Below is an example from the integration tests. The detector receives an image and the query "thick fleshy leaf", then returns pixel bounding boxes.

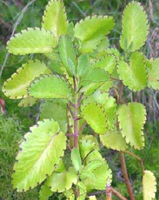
[2,60,51,99]
[120,1,148,52]
[47,167,77,192]
[143,170,157,200]
[29,75,71,99]
[12,119,66,192]
[77,54,90,77]
[18,97,37,107]
[92,55,116,74]
[42,0,68,40]
[64,189,75,200]
[39,183,53,200]
[81,82,103,96]
[82,103,107,135]
[58,35,76,76]
[117,102,146,149]
[7,28,56,55]
[148,58,159,90]
[40,101,67,133]
[100,129,127,151]
[117,52,147,91]
[74,16,115,53]
[71,148,82,171]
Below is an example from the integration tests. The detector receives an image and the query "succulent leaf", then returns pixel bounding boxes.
[39,183,53,200]
[148,58,159,90]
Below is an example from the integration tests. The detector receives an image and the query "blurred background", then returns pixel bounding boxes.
[0,0,159,199]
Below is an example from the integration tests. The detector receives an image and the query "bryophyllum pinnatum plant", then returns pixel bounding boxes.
[2,0,158,199]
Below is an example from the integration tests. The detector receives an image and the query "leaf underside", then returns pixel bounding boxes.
[117,102,146,149]
[117,52,147,91]
[74,16,115,53]
[143,170,157,200]
[2,60,51,99]
[120,1,148,52]
[12,119,66,192]
[29,75,71,99]
[42,0,68,40]
[7,28,56,55]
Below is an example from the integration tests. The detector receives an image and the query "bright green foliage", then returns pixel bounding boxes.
[92,55,116,74]
[42,0,68,40]
[18,97,37,107]
[82,103,107,135]
[47,167,77,192]
[7,28,57,55]
[117,102,146,149]
[77,182,87,200]
[39,183,53,200]
[143,170,157,200]
[77,54,90,77]
[89,196,97,200]
[2,60,51,99]
[100,129,127,151]
[58,35,76,76]
[117,52,147,91]
[74,16,115,53]
[40,101,67,133]
[29,75,71,99]
[71,148,82,172]
[120,1,148,52]
[148,58,159,90]
[12,119,66,192]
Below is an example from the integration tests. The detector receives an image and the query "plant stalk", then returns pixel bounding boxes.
[120,152,135,200]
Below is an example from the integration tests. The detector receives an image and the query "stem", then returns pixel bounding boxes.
[120,152,135,200]
[74,99,78,148]
[112,188,128,200]
[106,185,112,200]
[123,150,145,174]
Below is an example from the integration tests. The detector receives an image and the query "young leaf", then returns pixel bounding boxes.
[120,1,148,52]
[100,129,127,151]
[47,167,77,192]
[71,148,82,171]
[143,170,157,200]
[148,58,159,90]
[117,102,146,149]
[58,35,76,76]
[81,103,107,135]
[40,101,67,133]
[12,119,66,192]
[77,54,90,77]
[74,16,115,53]
[2,60,51,99]
[39,183,53,200]
[7,28,57,55]
[18,96,37,107]
[42,0,68,40]
[29,75,71,99]
[92,55,116,74]
[117,52,147,91]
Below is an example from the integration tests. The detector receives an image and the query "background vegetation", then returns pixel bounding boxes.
[0,0,159,199]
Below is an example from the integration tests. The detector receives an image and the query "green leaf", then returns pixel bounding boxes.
[82,103,107,135]
[71,148,82,171]
[88,196,97,200]
[12,119,66,192]
[39,183,53,200]
[58,35,76,76]
[7,28,57,55]
[64,189,75,200]
[77,54,90,77]
[42,0,68,40]
[74,16,115,53]
[117,52,147,91]
[2,60,51,99]
[40,101,67,133]
[77,182,87,200]
[47,167,77,192]
[120,1,148,52]
[92,55,116,74]
[18,96,37,107]
[100,129,127,151]
[148,58,159,90]
[29,75,71,99]
[143,170,157,200]
[117,102,146,149]
[81,82,103,96]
